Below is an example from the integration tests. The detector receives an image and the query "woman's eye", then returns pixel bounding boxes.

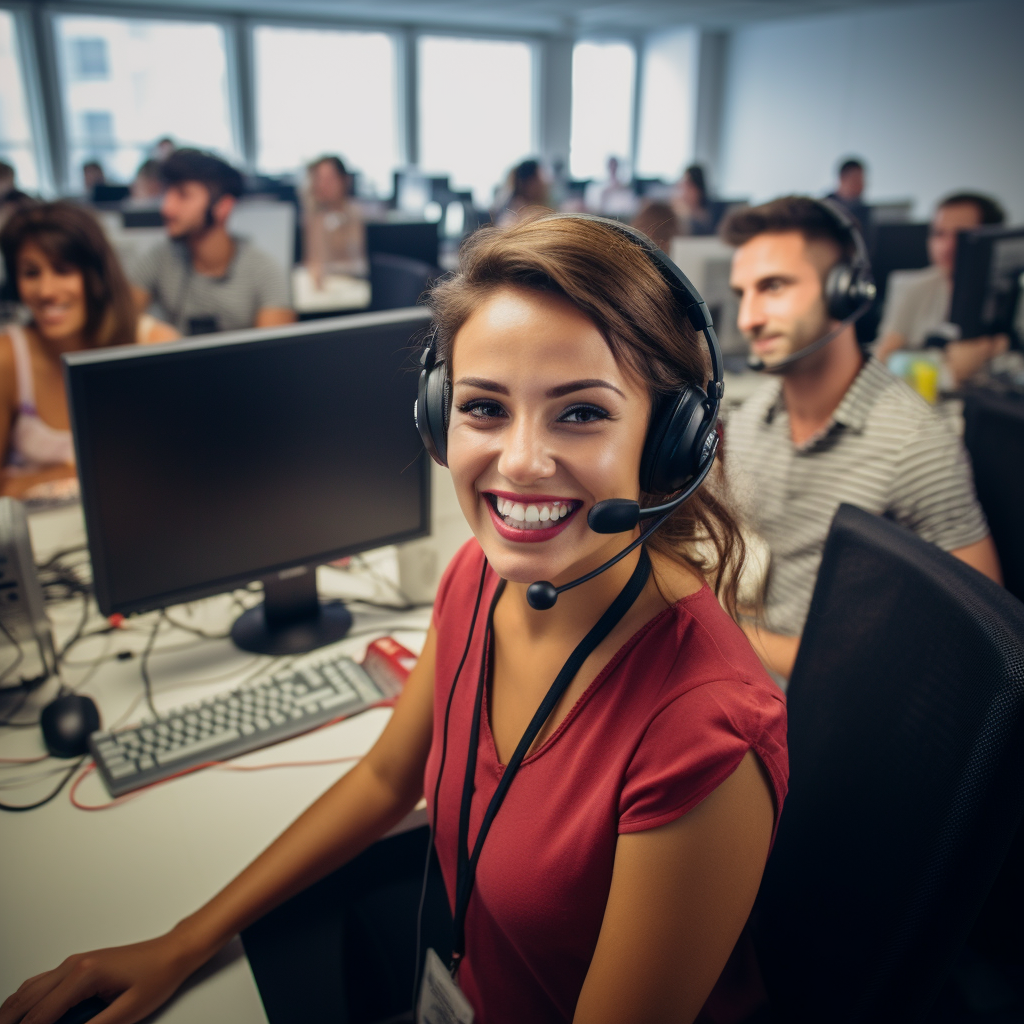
[457,399,506,421]
[559,403,609,424]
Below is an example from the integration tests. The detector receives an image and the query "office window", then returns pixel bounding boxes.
[253,25,399,197]
[0,10,39,189]
[418,35,535,208]
[53,14,236,190]
[635,30,697,181]
[570,41,635,181]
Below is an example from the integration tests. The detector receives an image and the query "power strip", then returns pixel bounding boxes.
[0,497,56,689]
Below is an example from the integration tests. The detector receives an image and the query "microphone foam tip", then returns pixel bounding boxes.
[526,581,558,611]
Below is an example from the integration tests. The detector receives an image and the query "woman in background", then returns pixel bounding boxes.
[493,158,552,226]
[302,155,367,286]
[673,164,715,236]
[0,201,177,499]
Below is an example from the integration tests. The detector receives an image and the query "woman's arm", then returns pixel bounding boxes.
[0,332,17,494]
[573,750,775,1024]
[0,625,438,1024]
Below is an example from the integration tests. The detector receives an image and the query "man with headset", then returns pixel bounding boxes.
[722,196,1000,683]
[129,149,294,336]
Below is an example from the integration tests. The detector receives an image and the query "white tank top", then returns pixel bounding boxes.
[4,325,76,472]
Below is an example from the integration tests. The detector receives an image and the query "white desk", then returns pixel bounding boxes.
[1,504,434,1023]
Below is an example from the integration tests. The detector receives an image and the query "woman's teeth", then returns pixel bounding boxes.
[492,496,575,530]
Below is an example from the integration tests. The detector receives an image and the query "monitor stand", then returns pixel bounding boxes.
[231,567,352,657]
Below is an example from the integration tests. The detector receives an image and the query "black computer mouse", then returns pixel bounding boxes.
[40,694,100,758]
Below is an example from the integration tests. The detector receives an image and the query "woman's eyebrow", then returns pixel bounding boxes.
[453,377,626,400]
[546,379,625,399]
[454,376,508,395]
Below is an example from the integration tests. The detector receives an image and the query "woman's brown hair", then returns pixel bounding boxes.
[0,200,137,349]
[427,214,749,619]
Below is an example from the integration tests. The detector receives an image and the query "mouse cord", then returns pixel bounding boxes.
[0,753,87,812]
[0,615,25,692]
[139,612,165,719]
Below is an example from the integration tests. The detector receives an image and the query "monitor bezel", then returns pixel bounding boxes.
[65,307,433,618]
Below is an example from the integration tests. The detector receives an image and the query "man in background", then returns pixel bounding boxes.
[722,196,1000,683]
[825,156,870,230]
[875,191,1007,383]
[129,148,293,336]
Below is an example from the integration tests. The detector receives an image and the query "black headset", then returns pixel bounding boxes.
[415,213,725,502]
[819,198,876,321]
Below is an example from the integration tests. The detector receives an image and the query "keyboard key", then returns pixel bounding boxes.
[155,729,241,766]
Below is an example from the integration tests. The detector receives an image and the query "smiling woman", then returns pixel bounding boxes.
[0,215,786,1024]
[0,201,176,499]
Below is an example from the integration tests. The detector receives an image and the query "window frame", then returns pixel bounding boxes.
[0,3,54,192]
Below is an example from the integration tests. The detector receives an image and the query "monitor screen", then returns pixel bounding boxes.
[65,308,432,647]
[950,226,1024,343]
[366,221,440,270]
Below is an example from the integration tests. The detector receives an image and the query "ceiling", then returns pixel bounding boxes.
[59,0,959,35]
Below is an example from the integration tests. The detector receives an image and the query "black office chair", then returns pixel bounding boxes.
[753,503,1024,1024]
[961,387,1024,604]
[368,252,439,312]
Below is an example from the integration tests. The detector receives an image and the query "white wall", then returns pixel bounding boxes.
[717,0,1024,222]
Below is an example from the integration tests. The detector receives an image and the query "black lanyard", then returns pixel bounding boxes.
[450,546,652,968]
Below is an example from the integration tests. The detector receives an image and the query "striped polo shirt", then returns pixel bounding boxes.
[725,357,990,636]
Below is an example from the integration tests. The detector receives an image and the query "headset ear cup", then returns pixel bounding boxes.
[415,359,450,467]
[640,386,714,495]
[825,262,854,321]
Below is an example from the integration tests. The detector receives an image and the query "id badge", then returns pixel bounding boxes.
[417,948,474,1024]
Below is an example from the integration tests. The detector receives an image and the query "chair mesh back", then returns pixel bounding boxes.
[754,503,1024,1024]
[369,253,438,312]
[962,389,1024,603]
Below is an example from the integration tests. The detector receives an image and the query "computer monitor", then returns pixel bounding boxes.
[950,226,1024,344]
[868,222,930,306]
[64,308,432,656]
[366,220,440,270]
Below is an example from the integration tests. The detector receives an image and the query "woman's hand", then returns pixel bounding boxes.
[0,926,210,1024]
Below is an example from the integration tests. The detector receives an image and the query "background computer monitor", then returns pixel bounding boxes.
[950,225,1024,344]
[366,220,440,270]
[65,308,432,656]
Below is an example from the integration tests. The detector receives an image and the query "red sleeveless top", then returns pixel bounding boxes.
[424,540,789,1024]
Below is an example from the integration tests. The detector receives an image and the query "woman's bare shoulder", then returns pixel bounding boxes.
[0,330,16,404]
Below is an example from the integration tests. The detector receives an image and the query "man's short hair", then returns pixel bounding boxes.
[837,157,865,177]
[160,148,244,202]
[937,191,1005,227]
[0,160,14,183]
[720,195,857,265]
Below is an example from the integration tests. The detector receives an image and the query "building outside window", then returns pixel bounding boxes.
[53,14,236,191]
